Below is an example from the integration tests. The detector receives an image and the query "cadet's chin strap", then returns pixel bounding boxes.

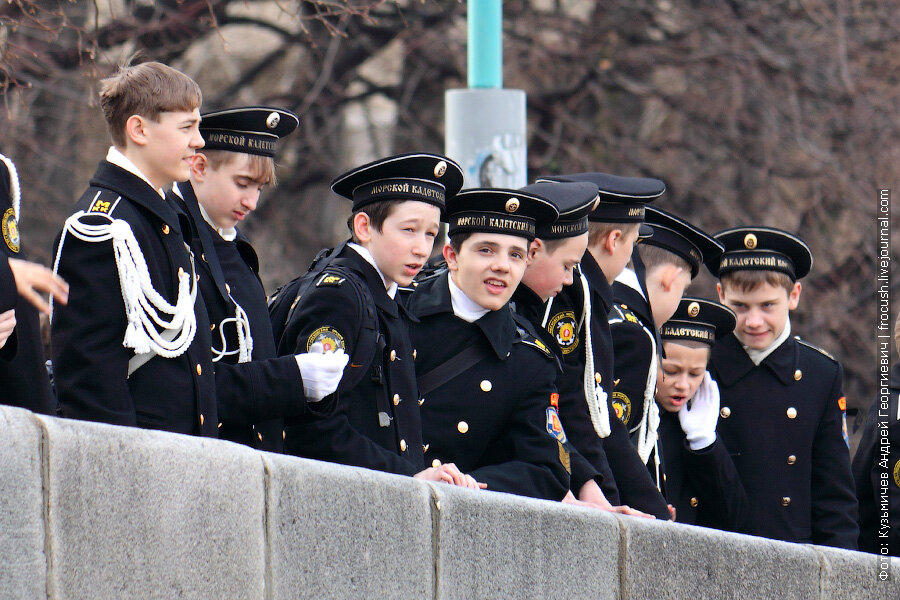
[211,293,253,363]
[575,270,612,438]
[51,196,198,370]
[0,152,21,221]
[635,334,660,464]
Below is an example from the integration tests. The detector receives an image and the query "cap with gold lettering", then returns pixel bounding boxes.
[711,226,812,281]
[445,188,559,242]
[661,296,735,347]
[642,206,723,279]
[537,172,664,226]
[520,181,598,240]
[331,153,464,211]
[200,106,299,157]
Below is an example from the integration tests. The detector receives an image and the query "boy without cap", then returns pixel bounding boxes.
[709,226,858,549]
[541,173,672,519]
[405,187,571,500]
[52,62,340,436]
[276,153,480,488]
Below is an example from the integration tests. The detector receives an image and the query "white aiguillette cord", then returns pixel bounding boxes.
[51,192,198,375]
[0,152,21,221]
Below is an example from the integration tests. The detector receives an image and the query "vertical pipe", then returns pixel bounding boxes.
[468,0,502,89]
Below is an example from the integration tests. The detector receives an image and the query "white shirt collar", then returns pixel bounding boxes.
[348,242,398,299]
[448,273,490,323]
[106,146,166,199]
[614,267,647,300]
[171,182,237,242]
[744,316,791,365]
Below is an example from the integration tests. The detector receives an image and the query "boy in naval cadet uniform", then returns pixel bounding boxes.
[0,152,69,413]
[511,180,649,514]
[276,153,481,487]
[709,226,858,549]
[652,297,750,531]
[609,206,723,474]
[540,172,672,519]
[52,62,344,436]
[405,187,572,501]
[169,106,307,452]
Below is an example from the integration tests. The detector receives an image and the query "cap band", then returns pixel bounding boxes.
[202,130,278,157]
[588,201,646,223]
[352,178,446,210]
[718,250,796,279]
[448,211,536,240]
[643,226,704,277]
[660,321,716,344]
[537,216,589,240]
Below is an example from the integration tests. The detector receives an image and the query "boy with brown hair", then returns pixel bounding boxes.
[709,226,858,549]
[52,62,341,436]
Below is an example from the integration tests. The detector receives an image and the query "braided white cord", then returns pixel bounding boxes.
[50,205,197,359]
[0,152,21,221]
[579,271,612,438]
[635,336,659,464]
[210,295,254,363]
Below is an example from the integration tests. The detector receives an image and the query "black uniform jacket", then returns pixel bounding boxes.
[580,253,670,519]
[279,245,424,476]
[656,411,750,531]
[406,272,570,501]
[609,279,656,438]
[53,162,306,437]
[171,183,300,452]
[852,361,900,555]
[709,333,859,549]
[511,281,609,495]
[0,164,55,414]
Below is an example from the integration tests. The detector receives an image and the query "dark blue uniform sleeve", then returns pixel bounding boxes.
[810,363,859,549]
[279,281,420,477]
[682,438,751,532]
[610,317,654,434]
[0,257,16,312]
[569,446,603,494]
[213,355,310,424]
[51,227,137,426]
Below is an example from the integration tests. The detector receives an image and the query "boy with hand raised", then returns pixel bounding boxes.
[275,153,479,487]
[708,226,858,549]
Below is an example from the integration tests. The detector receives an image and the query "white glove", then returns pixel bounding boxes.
[678,371,719,450]
[295,342,349,402]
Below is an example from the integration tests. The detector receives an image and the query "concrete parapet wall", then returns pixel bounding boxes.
[0,405,895,599]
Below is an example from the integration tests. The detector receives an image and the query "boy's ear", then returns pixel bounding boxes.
[527,238,542,262]
[352,212,373,244]
[604,229,622,255]
[716,281,726,303]
[124,115,149,147]
[442,243,459,272]
[660,265,686,291]
[189,154,208,180]
[787,281,802,310]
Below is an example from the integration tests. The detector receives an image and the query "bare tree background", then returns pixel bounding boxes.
[1,0,897,427]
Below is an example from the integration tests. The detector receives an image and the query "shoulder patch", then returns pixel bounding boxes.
[520,336,553,358]
[795,337,837,362]
[546,406,567,444]
[87,193,121,216]
[2,207,19,253]
[612,391,631,424]
[306,326,346,353]
[316,272,346,288]
[547,310,580,355]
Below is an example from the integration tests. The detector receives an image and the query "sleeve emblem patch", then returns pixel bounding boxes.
[2,208,19,253]
[546,406,567,444]
[548,310,579,355]
[306,326,346,353]
[612,391,631,424]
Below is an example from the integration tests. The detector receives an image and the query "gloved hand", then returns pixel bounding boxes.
[295,342,349,402]
[678,371,719,450]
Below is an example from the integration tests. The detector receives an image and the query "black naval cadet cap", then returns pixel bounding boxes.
[537,172,664,227]
[711,226,813,281]
[445,187,559,242]
[520,181,598,240]
[642,206,723,279]
[200,106,299,157]
[661,296,736,346]
[331,153,464,211]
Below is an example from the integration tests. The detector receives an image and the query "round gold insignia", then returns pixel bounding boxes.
[505,198,520,213]
[548,311,579,355]
[306,326,345,353]
[1,208,19,253]
[434,160,447,177]
[266,112,281,129]
[687,302,700,318]
[612,391,631,425]
[743,233,757,249]
[893,459,900,489]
